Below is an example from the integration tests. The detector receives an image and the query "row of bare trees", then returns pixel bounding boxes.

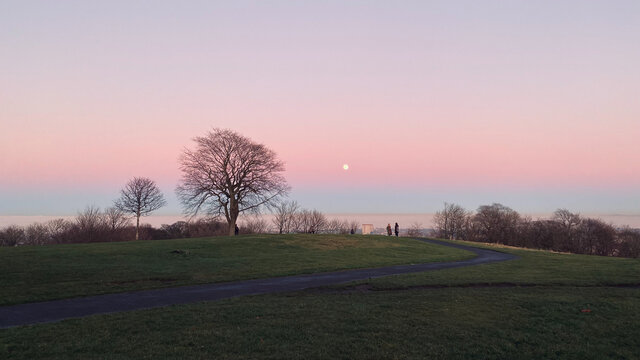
[272,201,359,234]
[0,206,132,246]
[0,209,272,247]
[433,203,640,258]
[0,206,358,246]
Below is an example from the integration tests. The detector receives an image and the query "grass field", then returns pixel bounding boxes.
[2,287,637,359]
[0,234,472,305]
[1,237,639,359]
[352,239,640,289]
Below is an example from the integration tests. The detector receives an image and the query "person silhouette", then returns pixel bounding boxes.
[394,222,399,237]
[386,223,392,236]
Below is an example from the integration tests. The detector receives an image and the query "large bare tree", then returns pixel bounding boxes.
[472,203,520,245]
[177,129,289,236]
[115,177,166,240]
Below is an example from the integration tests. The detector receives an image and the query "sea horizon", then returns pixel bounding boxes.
[2,212,640,229]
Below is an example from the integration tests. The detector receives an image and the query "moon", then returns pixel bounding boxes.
[343,164,349,170]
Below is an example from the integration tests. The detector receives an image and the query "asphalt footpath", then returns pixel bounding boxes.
[0,238,517,328]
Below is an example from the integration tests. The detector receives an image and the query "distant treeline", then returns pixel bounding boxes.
[0,204,359,247]
[4,202,640,259]
[433,203,640,258]
[0,206,230,246]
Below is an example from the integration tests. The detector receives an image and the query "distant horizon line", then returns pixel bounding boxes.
[2,212,640,217]
[3,212,640,229]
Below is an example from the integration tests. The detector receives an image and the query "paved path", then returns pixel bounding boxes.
[0,239,517,329]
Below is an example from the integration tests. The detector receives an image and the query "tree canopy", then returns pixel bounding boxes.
[115,177,166,240]
[177,129,289,235]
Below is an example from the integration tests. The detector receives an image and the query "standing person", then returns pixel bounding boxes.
[386,223,392,236]
[394,222,399,237]
[234,224,239,236]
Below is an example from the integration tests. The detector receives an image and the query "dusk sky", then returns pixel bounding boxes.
[1,1,639,216]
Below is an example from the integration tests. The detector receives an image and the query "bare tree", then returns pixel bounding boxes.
[160,221,189,239]
[294,209,311,233]
[272,200,299,234]
[472,203,520,245]
[104,207,131,232]
[348,220,360,234]
[552,209,582,230]
[617,227,640,258]
[407,222,423,237]
[75,206,109,243]
[433,202,470,240]
[46,218,72,244]
[308,210,327,234]
[577,218,616,256]
[551,208,582,252]
[241,215,270,234]
[177,129,289,236]
[25,223,50,245]
[115,177,166,240]
[0,225,25,246]
[188,217,228,238]
[326,218,350,234]
[104,206,132,241]
[325,218,341,234]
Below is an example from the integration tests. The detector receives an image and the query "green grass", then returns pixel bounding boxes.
[2,237,639,359]
[352,239,640,290]
[1,287,638,359]
[0,234,472,305]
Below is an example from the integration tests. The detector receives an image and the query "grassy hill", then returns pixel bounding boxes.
[0,234,472,305]
[1,236,639,359]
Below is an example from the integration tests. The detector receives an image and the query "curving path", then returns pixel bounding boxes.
[0,238,517,329]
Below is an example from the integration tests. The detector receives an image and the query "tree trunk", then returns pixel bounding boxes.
[228,200,240,236]
[228,217,236,236]
[136,214,140,241]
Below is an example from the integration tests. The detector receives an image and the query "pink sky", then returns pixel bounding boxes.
[1,1,639,215]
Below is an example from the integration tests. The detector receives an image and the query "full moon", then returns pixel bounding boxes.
[343,164,349,170]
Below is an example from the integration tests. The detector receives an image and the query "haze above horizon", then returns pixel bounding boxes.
[1,1,638,216]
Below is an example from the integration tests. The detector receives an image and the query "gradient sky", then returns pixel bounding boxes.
[1,1,639,216]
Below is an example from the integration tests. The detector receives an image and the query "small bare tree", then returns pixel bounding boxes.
[177,129,289,236]
[294,209,311,233]
[0,226,25,246]
[348,220,360,234]
[552,209,581,230]
[309,210,327,234]
[46,218,72,244]
[25,223,50,245]
[75,206,109,243]
[326,218,348,234]
[551,209,582,252]
[241,215,270,234]
[104,207,131,232]
[407,222,423,237]
[433,202,470,240]
[115,177,166,240]
[617,227,640,258]
[272,200,300,234]
[104,206,132,241]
